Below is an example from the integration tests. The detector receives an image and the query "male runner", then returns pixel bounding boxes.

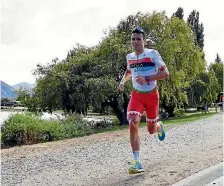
[119,27,169,174]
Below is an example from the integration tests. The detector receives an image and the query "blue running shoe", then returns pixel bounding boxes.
[129,160,144,174]
[158,121,165,141]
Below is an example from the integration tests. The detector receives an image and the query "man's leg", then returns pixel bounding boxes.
[128,114,141,154]
[127,90,144,174]
[145,90,165,140]
[147,119,165,141]
[127,114,145,174]
[147,120,161,134]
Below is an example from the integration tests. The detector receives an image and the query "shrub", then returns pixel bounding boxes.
[113,117,120,126]
[62,114,94,138]
[41,119,65,141]
[1,112,94,147]
[1,112,116,148]
[0,113,64,147]
[173,108,185,117]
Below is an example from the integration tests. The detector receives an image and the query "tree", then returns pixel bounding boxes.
[16,88,40,112]
[145,13,205,116]
[28,11,206,122]
[187,10,204,50]
[187,70,220,107]
[1,98,11,103]
[172,7,184,19]
[209,56,223,92]
[1,98,13,107]
[215,53,222,63]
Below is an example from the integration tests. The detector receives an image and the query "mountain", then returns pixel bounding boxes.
[1,81,18,99]
[12,82,35,90]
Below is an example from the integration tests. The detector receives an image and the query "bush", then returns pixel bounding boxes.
[62,114,94,138]
[1,113,64,147]
[92,119,114,130]
[173,108,185,117]
[0,112,94,147]
[41,120,65,141]
[113,117,120,126]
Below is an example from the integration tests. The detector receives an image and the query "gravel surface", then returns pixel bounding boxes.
[1,113,223,186]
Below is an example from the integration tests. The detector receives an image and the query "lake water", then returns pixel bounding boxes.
[0,111,114,127]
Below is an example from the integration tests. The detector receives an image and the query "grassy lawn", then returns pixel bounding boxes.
[94,111,218,134]
[162,112,217,125]
[1,110,218,148]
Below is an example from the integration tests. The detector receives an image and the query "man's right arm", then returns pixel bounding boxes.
[119,54,132,91]
[120,69,132,84]
[119,69,132,91]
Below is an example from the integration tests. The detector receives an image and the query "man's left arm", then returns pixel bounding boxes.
[146,66,169,81]
[147,50,169,81]
[135,50,169,85]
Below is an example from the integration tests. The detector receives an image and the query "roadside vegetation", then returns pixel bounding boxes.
[1,110,217,148]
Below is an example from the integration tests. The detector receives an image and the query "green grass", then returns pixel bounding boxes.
[95,111,217,133]
[1,111,218,148]
[162,112,216,125]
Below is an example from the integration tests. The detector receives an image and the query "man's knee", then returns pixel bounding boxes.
[128,117,140,131]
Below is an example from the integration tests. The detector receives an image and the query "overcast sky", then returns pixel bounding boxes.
[0,0,223,85]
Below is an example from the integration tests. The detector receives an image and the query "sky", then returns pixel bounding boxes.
[0,0,223,85]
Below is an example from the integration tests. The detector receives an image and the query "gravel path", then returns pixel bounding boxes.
[1,113,223,186]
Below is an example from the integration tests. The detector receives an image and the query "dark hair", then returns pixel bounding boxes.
[131,27,145,39]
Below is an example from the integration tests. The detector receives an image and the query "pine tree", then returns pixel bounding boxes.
[215,53,222,63]
[187,10,204,50]
[172,7,184,20]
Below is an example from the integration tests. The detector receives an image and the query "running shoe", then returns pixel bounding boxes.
[129,160,144,174]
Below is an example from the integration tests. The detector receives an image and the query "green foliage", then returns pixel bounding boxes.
[1,98,11,103]
[61,114,94,138]
[209,58,223,92]
[215,53,222,63]
[187,10,204,50]
[173,108,185,117]
[187,71,220,107]
[22,11,207,120]
[1,113,63,146]
[0,113,94,147]
[172,7,184,20]
[16,89,39,112]
[142,12,205,113]
[113,117,120,126]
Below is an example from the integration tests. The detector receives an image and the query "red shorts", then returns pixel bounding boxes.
[127,89,159,123]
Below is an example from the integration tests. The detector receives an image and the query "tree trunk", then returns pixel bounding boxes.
[101,94,128,125]
[112,106,128,125]
[166,106,175,117]
[162,103,175,117]
[122,93,130,122]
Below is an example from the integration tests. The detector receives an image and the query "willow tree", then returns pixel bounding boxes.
[23,11,206,122]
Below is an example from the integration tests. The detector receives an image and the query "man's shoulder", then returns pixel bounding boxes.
[144,48,157,54]
[144,49,162,59]
[126,52,135,59]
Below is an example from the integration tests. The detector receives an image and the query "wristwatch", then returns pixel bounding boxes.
[145,76,150,85]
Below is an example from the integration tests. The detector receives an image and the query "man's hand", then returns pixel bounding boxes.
[135,76,147,85]
[118,69,132,92]
[118,82,125,92]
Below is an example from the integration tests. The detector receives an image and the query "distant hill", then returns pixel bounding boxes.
[1,81,18,99]
[12,82,35,90]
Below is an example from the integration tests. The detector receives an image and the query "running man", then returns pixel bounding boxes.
[119,27,169,174]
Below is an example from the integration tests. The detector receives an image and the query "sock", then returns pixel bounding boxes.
[133,151,140,162]
[157,121,162,132]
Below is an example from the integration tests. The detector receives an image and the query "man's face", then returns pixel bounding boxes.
[131,33,145,52]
